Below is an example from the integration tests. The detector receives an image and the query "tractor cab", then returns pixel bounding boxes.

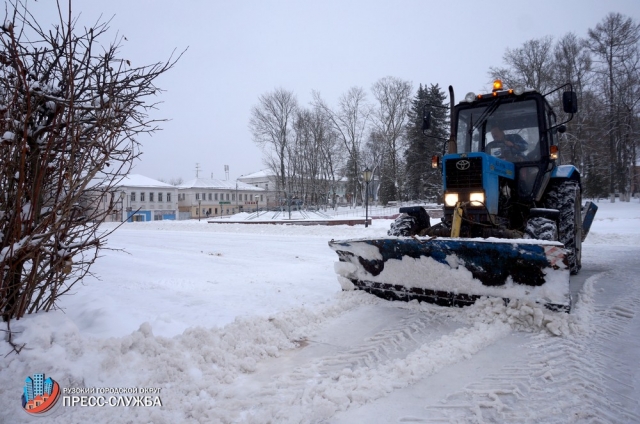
[451,81,570,202]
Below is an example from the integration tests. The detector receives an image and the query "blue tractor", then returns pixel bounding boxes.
[329,81,598,312]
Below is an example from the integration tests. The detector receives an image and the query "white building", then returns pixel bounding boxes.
[236,169,278,207]
[178,178,265,218]
[101,174,179,222]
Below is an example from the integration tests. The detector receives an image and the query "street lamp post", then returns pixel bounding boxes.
[362,168,373,228]
[120,191,126,222]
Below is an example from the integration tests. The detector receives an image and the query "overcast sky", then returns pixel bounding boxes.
[29,0,640,182]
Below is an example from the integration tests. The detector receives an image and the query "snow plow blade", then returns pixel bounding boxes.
[328,237,571,312]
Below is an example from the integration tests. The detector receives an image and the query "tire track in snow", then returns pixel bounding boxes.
[215,304,509,423]
[315,309,461,374]
[413,276,640,423]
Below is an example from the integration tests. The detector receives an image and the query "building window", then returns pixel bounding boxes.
[232,194,235,201]
[261,195,263,201]
[131,192,136,201]
[215,193,218,201]
[149,192,154,202]
[195,193,200,200]
[140,192,145,202]
[245,194,248,201]
[158,192,163,202]
[167,193,172,202]
[226,193,229,201]
[266,183,269,190]
[208,193,212,200]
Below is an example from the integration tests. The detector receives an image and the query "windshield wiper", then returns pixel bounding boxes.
[468,98,502,136]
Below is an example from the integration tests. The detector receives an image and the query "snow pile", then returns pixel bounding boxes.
[0,292,379,423]
[461,269,603,337]
[462,297,577,336]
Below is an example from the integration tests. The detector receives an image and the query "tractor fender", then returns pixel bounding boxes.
[550,165,580,182]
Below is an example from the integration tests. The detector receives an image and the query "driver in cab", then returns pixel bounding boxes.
[485,126,528,162]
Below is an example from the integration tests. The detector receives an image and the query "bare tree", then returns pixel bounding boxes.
[489,36,556,94]
[370,76,412,201]
[588,12,640,198]
[290,107,341,208]
[313,87,370,206]
[553,33,593,168]
[0,2,180,323]
[249,88,298,211]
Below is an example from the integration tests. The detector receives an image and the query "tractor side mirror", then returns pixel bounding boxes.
[563,91,578,114]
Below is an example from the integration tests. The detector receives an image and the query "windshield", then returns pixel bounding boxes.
[455,99,540,162]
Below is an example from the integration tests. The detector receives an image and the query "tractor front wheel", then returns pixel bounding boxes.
[543,180,582,274]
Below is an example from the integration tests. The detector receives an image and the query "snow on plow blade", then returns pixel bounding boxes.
[328,237,571,313]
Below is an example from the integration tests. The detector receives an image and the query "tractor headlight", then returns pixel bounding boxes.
[469,192,485,206]
[444,192,459,207]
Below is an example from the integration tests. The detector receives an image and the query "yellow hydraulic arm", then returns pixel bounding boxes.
[450,202,463,238]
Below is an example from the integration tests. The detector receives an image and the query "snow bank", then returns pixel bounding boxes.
[0,292,378,423]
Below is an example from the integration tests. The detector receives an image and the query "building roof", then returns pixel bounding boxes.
[239,169,274,179]
[179,178,264,191]
[114,174,174,188]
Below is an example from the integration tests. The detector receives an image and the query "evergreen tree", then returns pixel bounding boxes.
[344,155,360,205]
[404,84,449,201]
[377,156,397,204]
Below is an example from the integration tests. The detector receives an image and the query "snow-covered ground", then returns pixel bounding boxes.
[1,200,639,423]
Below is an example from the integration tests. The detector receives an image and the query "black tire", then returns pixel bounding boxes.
[524,217,558,241]
[543,180,582,274]
[388,213,416,236]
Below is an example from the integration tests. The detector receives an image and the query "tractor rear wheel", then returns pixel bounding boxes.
[388,213,417,236]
